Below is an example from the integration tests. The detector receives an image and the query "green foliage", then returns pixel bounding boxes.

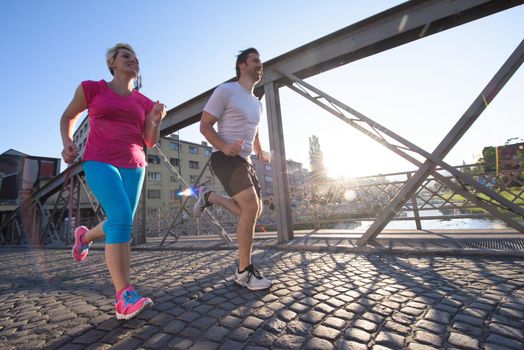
[480,146,496,173]
[518,148,524,168]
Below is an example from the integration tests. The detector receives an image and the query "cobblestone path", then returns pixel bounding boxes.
[1,247,523,349]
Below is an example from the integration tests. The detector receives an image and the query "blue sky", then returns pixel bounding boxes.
[1,1,523,177]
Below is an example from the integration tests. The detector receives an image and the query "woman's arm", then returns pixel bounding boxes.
[143,101,166,148]
[59,84,87,164]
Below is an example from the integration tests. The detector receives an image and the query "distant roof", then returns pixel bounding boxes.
[2,149,27,156]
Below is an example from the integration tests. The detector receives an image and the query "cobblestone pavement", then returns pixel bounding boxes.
[1,247,524,350]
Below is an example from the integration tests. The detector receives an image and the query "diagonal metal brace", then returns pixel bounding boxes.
[359,38,524,243]
[273,39,524,236]
[151,146,232,245]
[285,82,524,233]
[274,38,524,219]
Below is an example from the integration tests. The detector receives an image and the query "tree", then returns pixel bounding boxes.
[479,146,496,173]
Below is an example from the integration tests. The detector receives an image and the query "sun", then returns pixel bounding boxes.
[324,153,367,179]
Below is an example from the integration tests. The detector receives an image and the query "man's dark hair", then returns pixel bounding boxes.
[235,48,259,79]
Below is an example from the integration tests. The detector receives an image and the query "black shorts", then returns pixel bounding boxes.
[210,151,261,199]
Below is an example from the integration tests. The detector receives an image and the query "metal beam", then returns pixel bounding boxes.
[278,50,524,219]
[160,0,523,136]
[34,162,84,202]
[265,82,293,242]
[360,38,524,243]
[282,74,524,233]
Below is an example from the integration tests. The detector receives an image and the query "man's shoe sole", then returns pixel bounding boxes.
[234,279,271,291]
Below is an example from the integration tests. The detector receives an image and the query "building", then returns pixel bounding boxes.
[72,117,309,233]
[0,149,61,240]
[72,117,223,213]
[72,116,90,162]
[481,142,524,173]
[250,155,308,198]
[0,149,61,210]
[145,134,223,214]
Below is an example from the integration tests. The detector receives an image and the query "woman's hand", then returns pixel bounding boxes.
[147,101,167,125]
[143,101,167,148]
[61,141,79,164]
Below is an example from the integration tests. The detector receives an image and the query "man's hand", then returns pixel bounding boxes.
[258,150,271,163]
[222,139,244,156]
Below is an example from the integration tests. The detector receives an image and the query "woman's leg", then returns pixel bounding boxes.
[117,166,145,288]
[83,161,138,291]
[83,220,106,242]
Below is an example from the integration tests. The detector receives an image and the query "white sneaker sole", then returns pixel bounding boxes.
[115,300,153,320]
[192,206,205,217]
[234,279,272,291]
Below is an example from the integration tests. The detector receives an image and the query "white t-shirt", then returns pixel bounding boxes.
[204,82,262,160]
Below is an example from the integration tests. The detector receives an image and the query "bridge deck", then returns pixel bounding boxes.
[125,229,524,257]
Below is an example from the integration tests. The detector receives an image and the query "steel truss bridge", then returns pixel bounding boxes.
[1,0,523,247]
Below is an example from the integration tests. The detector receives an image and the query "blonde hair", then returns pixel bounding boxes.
[106,43,136,76]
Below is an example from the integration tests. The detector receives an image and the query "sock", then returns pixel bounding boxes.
[238,264,251,274]
[204,191,212,206]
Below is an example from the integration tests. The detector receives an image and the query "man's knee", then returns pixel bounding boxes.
[241,199,259,216]
[235,188,260,216]
[257,200,263,218]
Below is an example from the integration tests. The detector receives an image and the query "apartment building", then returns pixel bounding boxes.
[72,117,221,211]
[250,155,308,198]
[73,116,308,215]
[145,134,224,213]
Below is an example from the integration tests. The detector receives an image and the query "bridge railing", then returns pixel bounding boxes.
[141,163,524,242]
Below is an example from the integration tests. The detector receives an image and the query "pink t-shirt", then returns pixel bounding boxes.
[81,80,155,168]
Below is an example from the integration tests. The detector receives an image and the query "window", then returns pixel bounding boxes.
[147,208,159,215]
[148,172,161,181]
[204,149,212,157]
[265,176,273,182]
[170,175,178,183]
[170,142,179,151]
[189,146,199,154]
[169,190,177,200]
[190,175,198,183]
[39,160,57,178]
[170,158,179,167]
[189,160,199,169]
[147,155,160,164]
[265,165,272,171]
[147,190,161,199]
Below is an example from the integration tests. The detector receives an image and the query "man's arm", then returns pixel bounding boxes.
[253,129,270,163]
[200,111,243,156]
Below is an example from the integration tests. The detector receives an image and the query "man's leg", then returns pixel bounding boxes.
[208,192,241,215]
[232,186,259,271]
[232,187,271,290]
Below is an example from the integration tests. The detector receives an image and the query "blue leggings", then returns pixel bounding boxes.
[83,161,145,244]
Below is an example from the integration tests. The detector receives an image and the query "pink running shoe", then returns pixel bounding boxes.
[71,226,92,262]
[115,286,153,320]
